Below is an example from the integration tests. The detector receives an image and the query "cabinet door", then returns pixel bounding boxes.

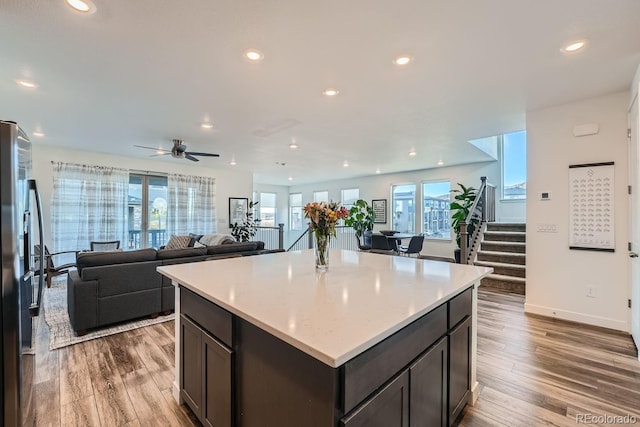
[448,316,471,426]
[410,336,448,427]
[341,370,409,427]
[202,333,233,427]
[180,315,203,417]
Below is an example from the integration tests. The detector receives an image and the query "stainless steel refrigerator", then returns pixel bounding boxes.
[1,120,44,426]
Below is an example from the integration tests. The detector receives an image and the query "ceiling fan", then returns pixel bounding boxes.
[134,139,220,162]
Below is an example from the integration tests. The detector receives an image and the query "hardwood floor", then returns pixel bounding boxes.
[34,286,639,426]
[456,288,640,427]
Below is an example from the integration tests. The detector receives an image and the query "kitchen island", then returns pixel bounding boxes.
[158,249,492,427]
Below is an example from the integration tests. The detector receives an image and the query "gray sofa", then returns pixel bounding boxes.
[67,241,279,335]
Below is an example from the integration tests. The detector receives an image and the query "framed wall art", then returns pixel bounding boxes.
[568,162,615,252]
[372,199,387,224]
[229,197,249,228]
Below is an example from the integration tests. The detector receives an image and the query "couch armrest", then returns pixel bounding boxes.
[67,270,98,333]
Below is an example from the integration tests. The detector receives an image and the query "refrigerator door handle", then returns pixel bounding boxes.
[27,179,45,317]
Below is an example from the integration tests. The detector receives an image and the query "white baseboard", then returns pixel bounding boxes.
[173,381,181,404]
[469,381,480,406]
[524,303,629,332]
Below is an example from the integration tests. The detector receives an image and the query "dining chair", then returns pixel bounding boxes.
[371,234,394,251]
[34,245,78,288]
[398,235,424,257]
[90,240,121,251]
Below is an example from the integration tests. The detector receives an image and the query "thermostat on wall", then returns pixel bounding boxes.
[540,192,551,201]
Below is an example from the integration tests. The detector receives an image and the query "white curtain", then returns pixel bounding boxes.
[167,173,217,236]
[51,162,128,254]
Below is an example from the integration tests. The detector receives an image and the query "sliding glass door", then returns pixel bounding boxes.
[128,174,168,249]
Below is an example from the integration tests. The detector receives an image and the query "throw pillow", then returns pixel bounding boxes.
[193,241,206,248]
[165,235,192,250]
[199,233,236,246]
[188,233,204,247]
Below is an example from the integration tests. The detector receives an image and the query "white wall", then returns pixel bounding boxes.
[32,144,253,247]
[288,161,525,259]
[525,91,630,331]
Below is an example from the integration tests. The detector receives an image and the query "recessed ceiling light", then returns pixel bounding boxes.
[288,176,293,181]
[65,0,96,13]
[376,168,381,174]
[32,131,44,137]
[244,49,264,62]
[562,40,586,53]
[343,160,349,167]
[437,160,444,166]
[393,55,412,66]
[201,122,213,129]
[409,150,417,157]
[230,159,237,166]
[16,80,37,89]
[323,88,339,97]
[289,138,298,149]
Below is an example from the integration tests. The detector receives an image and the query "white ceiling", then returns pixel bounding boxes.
[1,0,639,185]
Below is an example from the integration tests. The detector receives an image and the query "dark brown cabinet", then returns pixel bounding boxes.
[448,315,471,426]
[340,370,409,427]
[180,314,233,427]
[410,336,448,427]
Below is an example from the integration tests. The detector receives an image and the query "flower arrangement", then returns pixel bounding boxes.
[303,201,349,270]
[303,201,349,237]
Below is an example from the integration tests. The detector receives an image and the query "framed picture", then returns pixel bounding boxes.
[229,197,249,227]
[372,199,387,224]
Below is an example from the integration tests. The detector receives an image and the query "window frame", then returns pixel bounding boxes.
[390,183,417,234]
[500,131,527,201]
[258,192,277,227]
[289,193,303,230]
[421,179,452,241]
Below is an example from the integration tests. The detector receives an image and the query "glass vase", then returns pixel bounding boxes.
[315,233,330,271]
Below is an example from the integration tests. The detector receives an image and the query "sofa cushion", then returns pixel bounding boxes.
[77,248,157,274]
[157,246,207,260]
[188,233,204,247]
[207,242,257,255]
[165,235,192,250]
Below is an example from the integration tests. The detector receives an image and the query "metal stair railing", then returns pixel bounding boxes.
[460,176,496,264]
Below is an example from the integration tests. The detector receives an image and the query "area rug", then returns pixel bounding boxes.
[42,276,174,350]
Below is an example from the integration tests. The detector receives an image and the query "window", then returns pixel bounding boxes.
[502,130,526,200]
[391,184,416,233]
[422,181,451,240]
[289,193,303,230]
[341,188,359,211]
[258,192,277,226]
[128,174,168,249]
[313,190,329,203]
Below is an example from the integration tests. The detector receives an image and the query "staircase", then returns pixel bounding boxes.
[475,223,526,294]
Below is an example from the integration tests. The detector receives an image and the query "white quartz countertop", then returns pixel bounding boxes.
[158,249,492,367]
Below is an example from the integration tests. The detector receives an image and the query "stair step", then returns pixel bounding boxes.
[481,274,526,294]
[480,241,526,254]
[477,250,526,265]
[483,231,526,243]
[475,260,526,278]
[486,222,526,233]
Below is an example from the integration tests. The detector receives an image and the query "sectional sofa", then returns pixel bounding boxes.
[67,241,281,335]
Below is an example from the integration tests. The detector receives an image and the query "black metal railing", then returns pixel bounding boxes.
[255,224,285,250]
[128,229,167,249]
[459,176,496,264]
[287,225,359,252]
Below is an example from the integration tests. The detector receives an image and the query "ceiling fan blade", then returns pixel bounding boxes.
[184,154,200,162]
[134,144,171,152]
[186,151,220,157]
[149,152,172,157]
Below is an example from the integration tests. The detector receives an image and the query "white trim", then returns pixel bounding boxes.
[524,303,630,332]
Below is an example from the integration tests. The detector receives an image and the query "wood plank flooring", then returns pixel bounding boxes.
[456,288,640,427]
[34,286,639,426]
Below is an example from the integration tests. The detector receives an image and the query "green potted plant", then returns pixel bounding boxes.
[231,200,259,242]
[345,199,375,249]
[450,183,477,263]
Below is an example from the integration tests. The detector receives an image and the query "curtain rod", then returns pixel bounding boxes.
[49,161,167,176]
